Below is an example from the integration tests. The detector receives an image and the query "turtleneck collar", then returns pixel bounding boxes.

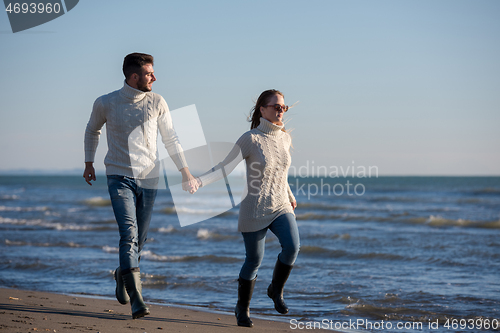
[119,81,148,103]
[256,117,284,136]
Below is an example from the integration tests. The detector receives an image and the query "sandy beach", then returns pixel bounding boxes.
[0,288,308,333]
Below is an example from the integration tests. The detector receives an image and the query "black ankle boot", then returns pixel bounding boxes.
[267,258,293,314]
[235,276,256,327]
[114,266,130,305]
[122,269,150,319]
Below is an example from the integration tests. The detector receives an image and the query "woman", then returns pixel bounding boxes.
[196,89,300,327]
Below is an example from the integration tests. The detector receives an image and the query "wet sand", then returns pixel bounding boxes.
[0,287,311,332]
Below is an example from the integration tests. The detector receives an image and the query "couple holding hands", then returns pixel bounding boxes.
[83,53,300,327]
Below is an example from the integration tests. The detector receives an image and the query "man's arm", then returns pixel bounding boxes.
[83,97,106,186]
[157,98,188,168]
[157,97,198,193]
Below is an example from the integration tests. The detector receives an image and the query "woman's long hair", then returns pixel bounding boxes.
[249,89,286,131]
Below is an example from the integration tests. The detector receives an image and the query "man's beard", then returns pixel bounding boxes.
[137,78,152,92]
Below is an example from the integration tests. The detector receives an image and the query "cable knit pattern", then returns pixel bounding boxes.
[198,118,296,232]
[84,82,188,178]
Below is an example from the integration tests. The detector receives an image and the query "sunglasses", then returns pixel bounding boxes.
[264,104,289,112]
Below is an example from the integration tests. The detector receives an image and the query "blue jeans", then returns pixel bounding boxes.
[107,175,158,270]
[239,213,300,281]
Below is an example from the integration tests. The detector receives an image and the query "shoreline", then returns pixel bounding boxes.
[0,287,331,332]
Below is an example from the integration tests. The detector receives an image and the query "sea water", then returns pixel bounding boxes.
[1,175,499,332]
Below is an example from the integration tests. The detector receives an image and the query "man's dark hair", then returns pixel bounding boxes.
[123,53,154,79]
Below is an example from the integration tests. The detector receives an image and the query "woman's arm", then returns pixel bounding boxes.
[197,132,252,188]
[287,182,297,210]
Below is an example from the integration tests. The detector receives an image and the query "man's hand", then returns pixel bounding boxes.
[83,162,96,186]
[291,201,297,210]
[180,167,199,194]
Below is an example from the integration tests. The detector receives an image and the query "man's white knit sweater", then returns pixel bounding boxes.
[199,118,296,233]
[85,82,188,178]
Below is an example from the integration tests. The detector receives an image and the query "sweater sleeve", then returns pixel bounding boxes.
[286,133,295,202]
[84,97,106,163]
[287,183,296,203]
[157,97,188,171]
[197,132,252,188]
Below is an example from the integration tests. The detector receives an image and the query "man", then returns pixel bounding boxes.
[83,53,198,319]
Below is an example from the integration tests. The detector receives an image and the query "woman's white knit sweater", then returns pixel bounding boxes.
[199,118,296,233]
[84,82,188,178]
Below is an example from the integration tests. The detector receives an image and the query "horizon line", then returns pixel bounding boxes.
[0,169,499,178]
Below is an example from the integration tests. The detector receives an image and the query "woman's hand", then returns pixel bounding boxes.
[180,167,199,194]
[291,201,297,210]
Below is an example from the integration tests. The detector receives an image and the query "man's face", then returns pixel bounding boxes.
[136,64,156,92]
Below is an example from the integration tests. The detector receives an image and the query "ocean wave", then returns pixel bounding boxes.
[471,188,500,196]
[196,228,236,241]
[161,206,236,217]
[368,196,420,203]
[300,245,343,257]
[408,215,500,229]
[0,216,113,231]
[156,225,176,233]
[301,243,485,268]
[427,215,470,227]
[83,197,111,207]
[358,252,406,261]
[457,198,484,204]
[4,261,52,271]
[0,195,20,200]
[161,206,176,214]
[296,212,406,223]
[296,211,500,229]
[340,295,361,304]
[102,245,119,253]
[4,239,89,248]
[140,250,240,263]
[342,297,500,326]
[300,245,406,261]
[296,212,340,221]
[295,202,345,211]
[424,256,468,267]
[343,299,444,322]
[141,276,214,290]
[307,233,352,240]
[0,217,43,225]
[197,228,211,239]
[141,274,169,287]
[0,205,48,212]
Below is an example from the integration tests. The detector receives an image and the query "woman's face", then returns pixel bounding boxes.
[260,94,286,125]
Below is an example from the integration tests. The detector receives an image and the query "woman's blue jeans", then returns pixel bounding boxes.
[239,213,300,281]
[107,175,158,270]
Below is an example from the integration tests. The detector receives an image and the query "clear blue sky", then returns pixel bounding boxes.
[1,0,499,175]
